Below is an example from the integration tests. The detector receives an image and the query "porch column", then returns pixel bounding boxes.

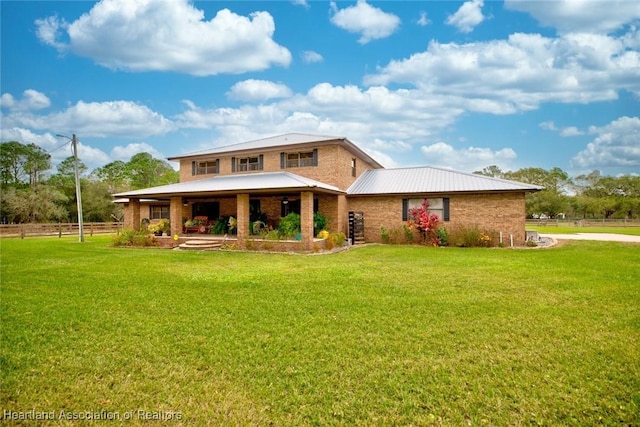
[336,194,348,235]
[170,197,183,236]
[300,191,314,250]
[126,198,141,231]
[236,193,250,246]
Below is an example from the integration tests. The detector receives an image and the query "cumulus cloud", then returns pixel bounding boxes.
[572,116,640,168]
[2,97,175,138]
[505,0,640,34]
[417,11,431,27]
[420,142,517,172]
[302,50,324,63]
[559,126,585,137]
[364,31,640,112]
[330,0,401,44]
[35,0,291,76]
[111,142,165,161]
[0,89,51,111]
[227,79,293,102]
[446,0,485,33]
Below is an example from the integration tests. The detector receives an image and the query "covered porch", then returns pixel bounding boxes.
[114,172,347,250]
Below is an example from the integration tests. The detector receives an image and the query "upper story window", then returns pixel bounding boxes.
[192,160,219,176]
[351,158,356,177]
[281,150,318,168]
[232,155,263,172]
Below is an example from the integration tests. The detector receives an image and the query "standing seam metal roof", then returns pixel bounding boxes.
[347,167,543,194]
[114,171,343,198]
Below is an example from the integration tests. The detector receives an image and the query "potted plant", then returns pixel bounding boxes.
[147,222,163,236]
[159,218,171,235]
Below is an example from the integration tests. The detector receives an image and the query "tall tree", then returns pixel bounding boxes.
[0,141,51,188]
[126,152,178,189]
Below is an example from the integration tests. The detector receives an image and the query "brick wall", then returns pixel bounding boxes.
[347,192,528,245]
[177,143,378,191]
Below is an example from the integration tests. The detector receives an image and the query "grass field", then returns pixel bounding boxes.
[527,225,640,236]
[1,236,639,425]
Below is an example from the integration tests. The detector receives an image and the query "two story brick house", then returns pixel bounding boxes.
[115,133,541,248]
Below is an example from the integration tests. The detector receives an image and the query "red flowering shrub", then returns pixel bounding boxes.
[407,199,442,246]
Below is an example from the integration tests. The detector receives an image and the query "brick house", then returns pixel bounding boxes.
[115,133,541,248]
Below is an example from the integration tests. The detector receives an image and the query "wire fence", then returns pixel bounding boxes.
[526,218,640,227]
[0,222,123,239]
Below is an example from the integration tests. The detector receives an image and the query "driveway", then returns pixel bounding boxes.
[539,233,640,243]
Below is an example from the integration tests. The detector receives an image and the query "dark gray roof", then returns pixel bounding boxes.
[167,132,384,169]
[114,171,343,198]
[347,167,543,195]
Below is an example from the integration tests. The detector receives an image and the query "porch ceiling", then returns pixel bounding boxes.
[113,171,344,199]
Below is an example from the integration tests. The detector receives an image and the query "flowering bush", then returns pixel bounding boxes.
[407,199,442,246]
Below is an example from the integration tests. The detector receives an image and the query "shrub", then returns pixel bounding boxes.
[403,225,414,244]
[112,228,157,247]
[449,225,495,248]
[406,199,441,246]
[436,226,449,246]
[279,213,301,238]
[381,226,391,244]
[314,212,328,235]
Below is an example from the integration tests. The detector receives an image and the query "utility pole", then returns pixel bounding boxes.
[72,134,85,242]
[57,133,84,242]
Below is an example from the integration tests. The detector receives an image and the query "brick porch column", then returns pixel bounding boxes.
[300,191,314,250]
[170,197,183,236]
[236,193,250,247]
[126,198,141,231]
[336,194,348,235]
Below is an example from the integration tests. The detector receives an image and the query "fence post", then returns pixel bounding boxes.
[58,223,62,238]
[21,225,25,239]
[90,222,94,236]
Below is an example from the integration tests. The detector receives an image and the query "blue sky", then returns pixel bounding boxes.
[1,0,639,178]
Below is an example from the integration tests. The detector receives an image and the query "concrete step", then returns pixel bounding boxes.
[178,240,224,250]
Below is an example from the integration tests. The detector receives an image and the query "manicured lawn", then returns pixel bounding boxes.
[1,236,639,425]
[528,225,640,236]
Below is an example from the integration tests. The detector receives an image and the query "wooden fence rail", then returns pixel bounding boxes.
[0,222,123,238]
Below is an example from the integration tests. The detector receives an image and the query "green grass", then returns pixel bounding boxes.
[1,236,639,425]
[528,225,640,236]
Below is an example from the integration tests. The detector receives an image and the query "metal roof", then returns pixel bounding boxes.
[347,167,543,195]
[167,132,384,169]
[114,171,344,198]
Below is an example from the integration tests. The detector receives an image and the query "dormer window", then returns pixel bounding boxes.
[192,159,219,175]
[280,149,318,169]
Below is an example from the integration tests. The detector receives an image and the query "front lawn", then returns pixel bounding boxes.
[1,237,638,425]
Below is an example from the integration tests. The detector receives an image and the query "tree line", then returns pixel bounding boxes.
[1,141,178,224]
[474,165,640,219]
[1,141,638,223]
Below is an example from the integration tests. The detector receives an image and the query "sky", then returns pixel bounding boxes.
[1,0,639,178]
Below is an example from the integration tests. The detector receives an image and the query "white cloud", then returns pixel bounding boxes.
[330,0,401,44]
[446,0,485,33]
[302,50,324,64]
[227,80,293,102]
[0,89,51,111]
[111,142,164,161]
[420,142,517,172]
[364,31,640,111]
[2,97,175,138]
[572,116,640,168]
[417,11,431,27]
[539,121,558,131]
[35,0,291,76]
[504,0,640,34]
[559,126,584,137]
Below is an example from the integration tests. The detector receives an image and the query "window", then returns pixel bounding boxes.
[351,158,356,177]
[281,150,318,168]
[150,205,170,220]
[192,160,219,175]
[402,198,449,222]
[233,155,263,172]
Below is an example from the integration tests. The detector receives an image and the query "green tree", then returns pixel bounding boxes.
[2,184,67,223]
[126,152,178,189]
[0,141,51,188]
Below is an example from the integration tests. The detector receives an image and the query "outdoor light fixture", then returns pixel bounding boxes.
[282,196,289,205]
[183,199,189,206]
